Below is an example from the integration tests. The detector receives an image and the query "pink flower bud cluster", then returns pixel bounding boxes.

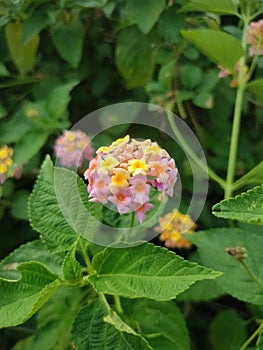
[54,130,94,168]
[84,135,178,224]
[247,19,263,56]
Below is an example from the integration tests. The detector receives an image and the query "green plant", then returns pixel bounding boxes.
[0,0,263,349]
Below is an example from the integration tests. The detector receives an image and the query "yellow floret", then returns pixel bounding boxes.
[128,159,148,175]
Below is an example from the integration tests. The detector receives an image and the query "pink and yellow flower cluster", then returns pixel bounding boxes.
[155,210,197,249]
[0,145,22,185]
[84,135,178,223]
[54,130,94,168]
[247,19,263,56]
[0,145,14,184]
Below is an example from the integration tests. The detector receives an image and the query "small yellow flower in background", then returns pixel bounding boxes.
[0,145,14,184]
[155,210,197,249]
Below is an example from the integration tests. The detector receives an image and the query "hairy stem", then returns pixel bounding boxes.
[239,323,263,350]
[113,295,124,315]
[126,211,135,241]
[224,18,249,199]
[79,239,94,275]
[240,260,263,292]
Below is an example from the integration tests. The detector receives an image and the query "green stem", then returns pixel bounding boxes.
[240,260,263,292]
[166,106,226,189]
[79,239,94,274]
[113,295,124,315]
[239,323,263,350]
[224,18,249,199]
[100,293,111,313]
[126,211,135,241]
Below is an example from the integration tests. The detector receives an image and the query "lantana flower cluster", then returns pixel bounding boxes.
[155,210,197,249]
[247,19,263,56]
[54,130,94,168]
[84,135,178,223]
[0,145,14,184]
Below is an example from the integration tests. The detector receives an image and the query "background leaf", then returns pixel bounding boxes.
[123,298,190,350]
[189,228,263,305]
[181,29,244,70]
[0,262,60,328]
[212,185,263,224]
[209,309,246,350]
[247,79,263,106]
[89,242,220,300]
[126,0,166,34]
[116,26,154,88]
[0,240,63,280]
[5,22,39,76]
[45,80,79,120]
[51,19,84,69]
[13,128,49,165]
[11,190,30,220]
[71,298,153,349]
[233,161,263,191]
[30,287,81,350]
[180,0,238,15]
[21,11,48,45]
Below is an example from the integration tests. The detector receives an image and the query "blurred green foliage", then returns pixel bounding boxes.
[0,0,262,349]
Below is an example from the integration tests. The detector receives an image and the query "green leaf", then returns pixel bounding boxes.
[177,252,224,301]
[180,0,238,15]
[158,61,176,90]
[71,298,153,349]
[104,310,141,336]
[89,242,220,301]
[5,22,39,76]
[21,11,48,45]
[51,19,84,69]
[0,261,60,328]
[12,336,34,350]
[257,331,263,350]
[116,26,154,88]
[45,80,79,119]
[240,0,259,15]
[158,9,185,44]
[233,161,263,191]
[247,79,263,106]
[126,0,165,34]
[193,92,214,109]
[30,287,81,350]
[0,240,63,280]
[123,299,190,350]
[181,29,244,70]
[180,63,203,89]
[13,128,49,165]
[66,0,108,8]
[212,185,263,224]
[62,240,83,283]
[11,190,29,220]
[0,107,32,143]
[189,228,263,305]
[209,309,246,350]
[0,62,10,77]
[28,156,98,252]
[28,156,77,252]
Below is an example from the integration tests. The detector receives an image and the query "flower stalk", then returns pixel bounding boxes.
[224,17,250,199]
